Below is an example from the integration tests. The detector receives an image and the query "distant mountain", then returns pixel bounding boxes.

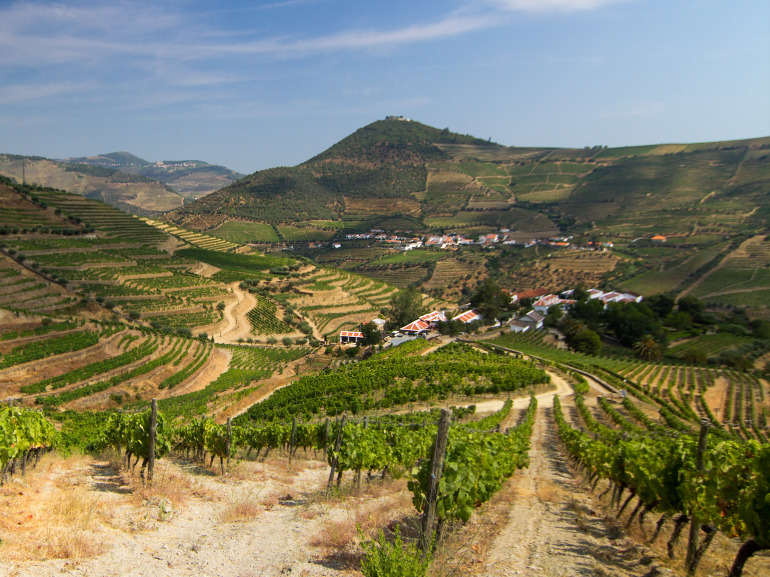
[167,118,770,241]
[63,152,244,200]
[0,151,244,217]
[65,151,151,167]
[0,154,182,216]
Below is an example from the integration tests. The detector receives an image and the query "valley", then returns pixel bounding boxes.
[0,119,768,577]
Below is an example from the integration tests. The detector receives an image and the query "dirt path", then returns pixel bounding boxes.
[195,283,256,344]
[481,408,652,577]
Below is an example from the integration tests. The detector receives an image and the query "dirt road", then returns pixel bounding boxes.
[480,407,653,577]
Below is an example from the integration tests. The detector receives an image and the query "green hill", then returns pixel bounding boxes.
[168,119,770,242]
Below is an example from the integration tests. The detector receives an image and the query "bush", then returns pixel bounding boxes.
[359,526,429,577]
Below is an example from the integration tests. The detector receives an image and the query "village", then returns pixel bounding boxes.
[341,228,619,250]
[338,286,643,346]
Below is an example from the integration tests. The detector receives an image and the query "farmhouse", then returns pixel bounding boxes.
[400,320,430,336]
[507,320,530,333]
[519,311,545,329]
[419,310,447,328]
[452,309,482,324]
[339,330,364,344]
[511,288,549,304]
[532,294,575,313]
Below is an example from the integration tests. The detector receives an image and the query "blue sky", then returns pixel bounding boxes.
[1,0,768,174]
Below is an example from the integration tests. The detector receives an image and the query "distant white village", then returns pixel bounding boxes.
[339,287,642,345]
[341,229,616,250]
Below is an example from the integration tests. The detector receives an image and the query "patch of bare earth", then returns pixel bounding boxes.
[1,450,360,577]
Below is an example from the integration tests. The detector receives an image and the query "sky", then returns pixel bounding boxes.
[1,0,768,175]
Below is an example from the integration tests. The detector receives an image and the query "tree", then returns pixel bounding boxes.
[437,320,464,336]
[216,301,225,311]
[646,293,675,318]
[470,278,509,322]
[544,304,563,328]
[605,302,665,348]
[360,322,382,346]
[387,286,425,330]
[572,284,590,303]
[677,295,705,322]
[572,329,602,355]
[633,336,662,361]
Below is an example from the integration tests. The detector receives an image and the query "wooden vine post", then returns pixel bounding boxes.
[226,417,232,469]
[323,418,330,458]
[685,419,710,575]
[355,417,368,492]
[419,408,452,556]
[289,417,297,461]
[148,398,157,483]
[326,415,346,497]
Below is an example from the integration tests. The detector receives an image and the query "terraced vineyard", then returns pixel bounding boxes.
[143,218,240,251]
[490,330,770,443]
[286,268,407,337]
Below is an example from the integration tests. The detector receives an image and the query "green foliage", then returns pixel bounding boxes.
[237,342,548,422]
[359,526,430,577]
[409,397,535,523]
[470,277,509,322]
[387,286,426,329]
[572,329,602,356]
[0,407,57,470]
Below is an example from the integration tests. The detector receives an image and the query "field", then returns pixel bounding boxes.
[209,220,280,243]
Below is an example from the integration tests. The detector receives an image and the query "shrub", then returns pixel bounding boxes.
[359,526,429,577]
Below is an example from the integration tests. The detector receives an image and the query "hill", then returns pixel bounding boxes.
[164,119,770,314]
[0,153,244,217]
[168,119,770,239]
[64,152,244,200]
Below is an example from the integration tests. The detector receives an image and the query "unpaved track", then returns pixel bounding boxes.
[481,408,650,577]
[197,283,256,344]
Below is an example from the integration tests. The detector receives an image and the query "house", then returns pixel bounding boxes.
[511,288,549,304]
[419,311,447,328]
[532,294,562,313]
[400,320,430,335]
[452,309,482,324]
[508,320,530,333]
[519,311,545,330]
[339,331,364,344]
[371,318,387,331]
[651,235,667,242]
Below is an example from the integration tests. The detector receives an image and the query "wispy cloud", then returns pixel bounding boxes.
[489,0,633,12]
[0,81,97,105]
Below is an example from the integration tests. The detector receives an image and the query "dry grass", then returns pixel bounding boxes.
[0,453,108,561]
[308,478,413,551]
